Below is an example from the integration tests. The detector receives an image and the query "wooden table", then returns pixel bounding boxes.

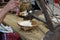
[3,14,49,40]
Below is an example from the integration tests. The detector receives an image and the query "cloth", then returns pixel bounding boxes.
[0,32,21,40]
[54,0,58,3]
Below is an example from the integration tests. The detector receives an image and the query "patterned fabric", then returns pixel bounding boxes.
[54,0,58,3]
[0,32,22,40]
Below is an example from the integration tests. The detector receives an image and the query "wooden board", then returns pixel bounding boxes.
[3,14,49,40]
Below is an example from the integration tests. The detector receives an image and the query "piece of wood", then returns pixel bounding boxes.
[3,14,48,40]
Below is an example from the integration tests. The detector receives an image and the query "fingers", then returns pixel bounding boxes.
[16,1,19,6]
[5,0,19,10]
[10,0,17,1]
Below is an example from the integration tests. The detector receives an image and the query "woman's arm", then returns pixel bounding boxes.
[0,0,19,23]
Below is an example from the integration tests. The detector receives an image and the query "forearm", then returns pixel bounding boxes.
[0,6,9,23]
[0,0,19,23]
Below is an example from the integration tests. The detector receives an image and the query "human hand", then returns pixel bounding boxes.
[5,0,19,11]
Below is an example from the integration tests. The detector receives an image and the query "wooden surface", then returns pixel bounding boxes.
[3,14,49,40]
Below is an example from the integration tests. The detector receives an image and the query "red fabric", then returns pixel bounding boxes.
[6,33,20,40]
[2,33,21,40]
[54,0,59,3]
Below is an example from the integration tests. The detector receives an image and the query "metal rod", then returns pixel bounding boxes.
[36,0,54,31]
